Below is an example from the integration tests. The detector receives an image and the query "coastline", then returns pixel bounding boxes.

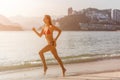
[0,58,120,80]
[1,53,120,72]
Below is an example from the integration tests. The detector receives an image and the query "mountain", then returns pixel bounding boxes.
[0,24,23,31]
[9,16,43,30]
[0,15,23,31]
[57,14,89,31]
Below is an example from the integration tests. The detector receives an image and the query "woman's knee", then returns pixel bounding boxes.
[39,50,44,56]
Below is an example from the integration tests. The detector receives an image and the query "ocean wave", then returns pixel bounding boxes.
[0,53,120,72]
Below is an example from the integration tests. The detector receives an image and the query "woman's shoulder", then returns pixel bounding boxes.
[50,25,53,27]
[51,25,61,30]
[49,25,61,31]
[50,25,57,28]
[49,25,54,29]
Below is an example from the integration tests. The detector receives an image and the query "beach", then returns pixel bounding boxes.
[0,31,120,80]
[0,58,120,80]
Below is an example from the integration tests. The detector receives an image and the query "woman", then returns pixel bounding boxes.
[32,15,66,76]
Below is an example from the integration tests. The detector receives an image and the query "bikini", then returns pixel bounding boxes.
[43,25,52,35]
[43,28,51,35]
[43,26,54,46]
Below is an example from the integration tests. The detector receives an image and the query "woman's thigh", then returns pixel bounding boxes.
[50,46,59,57]
[40,45,51,53]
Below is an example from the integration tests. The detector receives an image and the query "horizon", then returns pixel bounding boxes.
[0,0,120,17]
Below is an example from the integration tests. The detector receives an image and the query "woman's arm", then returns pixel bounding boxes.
[32,27,43,37]
[52,26,62,41]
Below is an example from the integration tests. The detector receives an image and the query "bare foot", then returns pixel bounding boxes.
[62,68,66,77]
[44,67,48,75]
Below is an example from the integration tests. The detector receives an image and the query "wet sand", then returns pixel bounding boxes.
[0,58,120,80]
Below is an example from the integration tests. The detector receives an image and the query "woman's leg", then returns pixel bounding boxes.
[50,46,66,77]
[39,45,51,75]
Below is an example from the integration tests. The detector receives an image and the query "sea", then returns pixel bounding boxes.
[0,31,120,70]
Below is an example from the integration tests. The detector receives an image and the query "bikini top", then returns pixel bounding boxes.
[43,25,52,35]
[43,28,51,35]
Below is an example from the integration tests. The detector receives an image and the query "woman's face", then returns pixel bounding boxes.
[43,16,49,24]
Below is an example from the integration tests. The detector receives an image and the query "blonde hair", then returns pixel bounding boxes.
[44,15,53,25]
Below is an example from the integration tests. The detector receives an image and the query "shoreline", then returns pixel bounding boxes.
[1,54,120,72]
[0,58,120,80]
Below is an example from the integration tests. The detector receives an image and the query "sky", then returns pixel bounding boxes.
[0,0,120,17]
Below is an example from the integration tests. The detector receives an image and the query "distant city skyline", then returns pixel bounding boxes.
[0,0,120,17]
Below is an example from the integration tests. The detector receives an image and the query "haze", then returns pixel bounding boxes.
[0,0,119,17]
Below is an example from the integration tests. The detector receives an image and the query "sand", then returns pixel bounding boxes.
[0,58,120,80]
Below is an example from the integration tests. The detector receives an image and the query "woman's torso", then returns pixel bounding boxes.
[43,25,54,43]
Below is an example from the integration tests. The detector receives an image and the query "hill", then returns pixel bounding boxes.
[57,14,89,31]
[0,15,23,31]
